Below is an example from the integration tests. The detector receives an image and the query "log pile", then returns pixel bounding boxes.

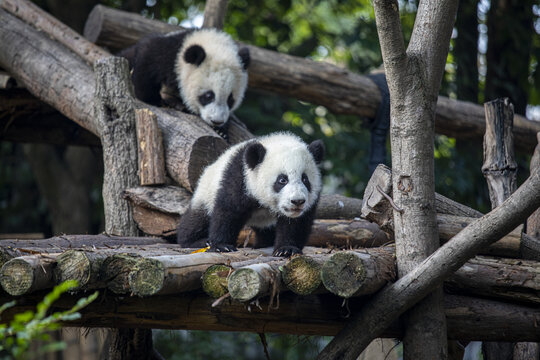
[0,236,539,341]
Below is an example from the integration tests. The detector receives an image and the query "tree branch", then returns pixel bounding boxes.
[317,166,540,360]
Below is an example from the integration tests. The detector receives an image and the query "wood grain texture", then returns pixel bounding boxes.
[135,109,166,185]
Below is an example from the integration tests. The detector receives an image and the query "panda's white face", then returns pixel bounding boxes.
[244,134,324,218]
[175,29,249,128]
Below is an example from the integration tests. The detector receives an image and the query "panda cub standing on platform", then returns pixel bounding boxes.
[177,133,324,257]
[119,28,250,131]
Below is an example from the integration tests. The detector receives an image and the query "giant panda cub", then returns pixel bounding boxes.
[119,28,250,131]
[177,132,324,257]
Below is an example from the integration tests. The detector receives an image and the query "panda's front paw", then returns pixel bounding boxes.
[273,246,302,257]
[209,243,237,253]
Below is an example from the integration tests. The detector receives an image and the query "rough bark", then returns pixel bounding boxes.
[135,109,166,186]
[202,0,229,29]
[445,256,540,305]
[1,292,538,341]
[481,97,537,360]
[526,133,540,239]
[82,4,540,153]
[482,98,518,206]
[370,1,458,358]
[94,57,139,236]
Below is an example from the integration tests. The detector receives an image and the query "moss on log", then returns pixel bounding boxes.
[281,255,325,296]
[202,264,232,298]
[0,255,57,296]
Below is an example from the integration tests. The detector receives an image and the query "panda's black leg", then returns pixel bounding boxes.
[252,226,276,248]
[176,207,210,248]
[273,207,316,257]
[206,207,248,252]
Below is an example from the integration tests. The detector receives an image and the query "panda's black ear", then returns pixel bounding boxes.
[308,140,325,164]
[244,142,266,170]
[184,45,206,66]
[238,47,250,70]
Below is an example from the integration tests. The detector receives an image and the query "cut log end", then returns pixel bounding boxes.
[281,256,322,295]
[54,250,91,289]
[102,255,141,294]
[321,252,366,298]
[128,258,165,297]
[83,4,104,43]
[0,258,33,296]
[202,264,231,298]
[228,267,266,302]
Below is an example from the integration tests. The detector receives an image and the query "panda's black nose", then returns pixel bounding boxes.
[291,199,305,206]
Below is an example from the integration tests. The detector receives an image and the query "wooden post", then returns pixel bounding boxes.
[481,98,539,360]
[93,56,158,359]
[135,109,166,186]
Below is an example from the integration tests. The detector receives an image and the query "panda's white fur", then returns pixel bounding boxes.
[176,29,248,127]
[180,132,324,256]
[118,28,249,130]
[192,132,321,221]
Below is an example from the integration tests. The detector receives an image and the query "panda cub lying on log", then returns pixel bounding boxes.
[177,132,324,257]
[119,28,250,132]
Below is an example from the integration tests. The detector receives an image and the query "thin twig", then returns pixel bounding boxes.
[376,185,404,213]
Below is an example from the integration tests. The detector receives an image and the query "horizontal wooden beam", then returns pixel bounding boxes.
[1,291,538,341]
[83,5,540,153]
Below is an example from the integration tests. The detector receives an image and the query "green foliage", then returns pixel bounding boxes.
[0,281,98,360]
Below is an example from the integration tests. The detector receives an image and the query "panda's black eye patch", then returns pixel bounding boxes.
[198,91,215,106]
[302,173,311,192]
[273,174,288,192]
[227,93,235,108]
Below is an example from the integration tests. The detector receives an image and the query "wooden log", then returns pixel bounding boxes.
[94,56,139,236]
[202,264,232,298]
[0,235,166,248]
[437,214,522,258]
[446,256,540,305]
[0,0,110,65]
[527,132,540,240]
[482,98,518,207]
[135,109,166,186]
[0,255,57,296]
[102,254,142,294]
[202,0,229,29]
[54,250,108,290]
[321,249,395,298]
[228,260,285,302]
[316,194,363,219]
[281,255,327,296]
[0,291,537,341]
[82,5,540,153]
[126,250,274,297]
[124,186,191,215]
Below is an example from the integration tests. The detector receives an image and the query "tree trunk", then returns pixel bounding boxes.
[372,2,458,358]
[202,0,229,29]
[316,111,540,359]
